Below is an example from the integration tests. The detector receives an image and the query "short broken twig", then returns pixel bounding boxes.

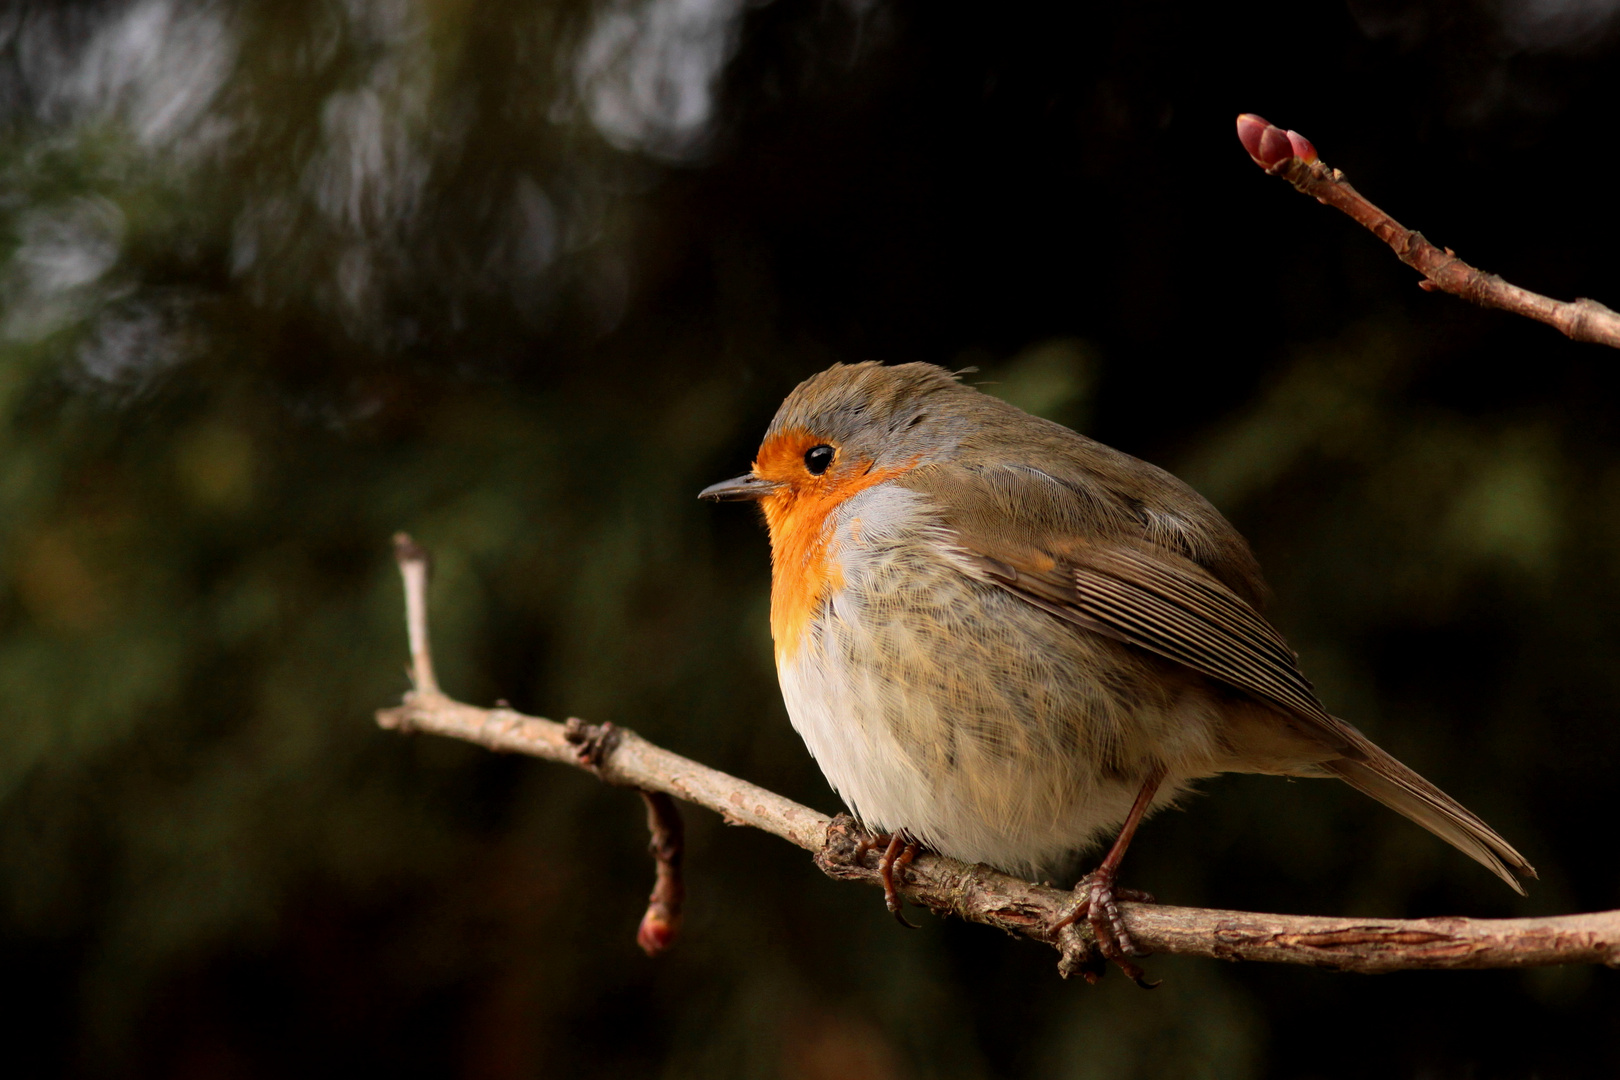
[1236,113,1620,349]
[376,535,1620,976]
[636,791,685,957]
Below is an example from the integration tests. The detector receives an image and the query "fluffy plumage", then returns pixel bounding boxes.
[722,361,1535,890]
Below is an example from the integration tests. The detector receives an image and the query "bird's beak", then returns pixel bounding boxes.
[698,472,781,502]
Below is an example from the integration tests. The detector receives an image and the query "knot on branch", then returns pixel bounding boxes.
[813,813,874,882]
[376,705,415,732]
[565,718,622,770]
[1057,927,1108,982]
[1564,297,1620,344]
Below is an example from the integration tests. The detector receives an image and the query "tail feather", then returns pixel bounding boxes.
[1322,729,1536,895]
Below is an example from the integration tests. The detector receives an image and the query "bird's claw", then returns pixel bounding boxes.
[1054,868,1158,987]
[855,829,923,928]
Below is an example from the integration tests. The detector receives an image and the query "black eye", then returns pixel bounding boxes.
[803,444,835,475]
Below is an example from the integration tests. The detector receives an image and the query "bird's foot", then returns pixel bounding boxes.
[1054,866,1159,988]
[854,829,922,929]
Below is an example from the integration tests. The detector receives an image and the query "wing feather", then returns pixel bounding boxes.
[970,544,1342,739]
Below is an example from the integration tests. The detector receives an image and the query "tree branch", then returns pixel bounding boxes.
[376,535,1620,977]
[1236,113,1620,349]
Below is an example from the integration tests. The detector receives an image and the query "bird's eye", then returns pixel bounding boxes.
[803,444,835,475]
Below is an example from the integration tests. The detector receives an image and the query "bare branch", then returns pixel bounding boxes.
[378,537,1620,976]
[1236,114,1620,349]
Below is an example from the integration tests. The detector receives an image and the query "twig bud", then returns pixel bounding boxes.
[1235,113,1271,163]
[1236,114,1316,169]
[637,905,682,956]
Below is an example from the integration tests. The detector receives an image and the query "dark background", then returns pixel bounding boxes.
[2,0,1618,1075]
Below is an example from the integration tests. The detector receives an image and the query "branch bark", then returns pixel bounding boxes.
[376,535,1620,977]
[1236,113,1620,349]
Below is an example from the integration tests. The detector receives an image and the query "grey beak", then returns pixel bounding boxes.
[698,473,780,502]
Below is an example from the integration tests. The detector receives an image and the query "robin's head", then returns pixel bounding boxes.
[698,362,974,507]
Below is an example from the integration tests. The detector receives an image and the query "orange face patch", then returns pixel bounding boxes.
[753,429,914,660]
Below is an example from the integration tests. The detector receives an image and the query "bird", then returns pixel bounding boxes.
[699,360,1534,982]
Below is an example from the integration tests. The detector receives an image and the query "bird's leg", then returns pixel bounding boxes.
[1054,768,1165,987]
[854,828,922,928]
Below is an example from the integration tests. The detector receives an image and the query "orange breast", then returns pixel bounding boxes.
[754,431,916,661]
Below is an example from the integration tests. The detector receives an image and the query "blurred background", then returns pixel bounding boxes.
[2,0,1619,1075]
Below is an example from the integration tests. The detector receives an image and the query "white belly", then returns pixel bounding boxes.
[778,643,944,843]
[772,484,1193,877]
[778,628,1160,877]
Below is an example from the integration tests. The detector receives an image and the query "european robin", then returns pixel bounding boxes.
[701,361,1533,982]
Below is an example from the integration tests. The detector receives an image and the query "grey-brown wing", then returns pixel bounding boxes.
[967,543,1344,742]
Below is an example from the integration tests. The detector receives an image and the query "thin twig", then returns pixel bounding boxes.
[378,536,1620,976]
[556,716,687,954]
[1236,113,1620,349]
[392,532,440,696]
[635,791,685,957]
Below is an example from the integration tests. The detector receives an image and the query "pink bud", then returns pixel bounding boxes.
[1256,125,1293,167]
[637,908,681,956]
[1238,114,1319,169]
[1236,114,1271,162]
[1285,130,1318,164]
